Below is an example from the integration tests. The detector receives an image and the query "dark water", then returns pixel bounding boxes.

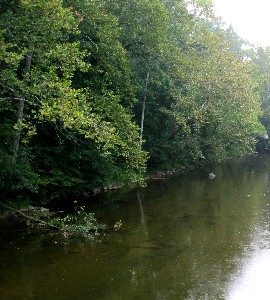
[2,155,270,299]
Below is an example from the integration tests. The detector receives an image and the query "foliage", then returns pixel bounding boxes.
[0,0,267,199]
[249,47,270,151]
[0,0,146,195]
[49,206,105,239]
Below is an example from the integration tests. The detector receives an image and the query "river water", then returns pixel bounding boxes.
[2,154,270,299]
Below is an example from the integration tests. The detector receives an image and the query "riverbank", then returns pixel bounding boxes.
[1,153,256,211]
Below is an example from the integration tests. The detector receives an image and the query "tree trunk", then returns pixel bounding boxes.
[13,51,33,161]
[140,69,150,144]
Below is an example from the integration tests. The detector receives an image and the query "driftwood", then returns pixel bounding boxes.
[0,202,60,229]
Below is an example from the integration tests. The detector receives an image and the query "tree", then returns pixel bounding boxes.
[0,0,146,194]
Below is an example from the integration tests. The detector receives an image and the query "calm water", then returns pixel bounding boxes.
[2,155,270,299]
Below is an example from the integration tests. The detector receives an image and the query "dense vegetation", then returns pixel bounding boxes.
[0,0,269,201]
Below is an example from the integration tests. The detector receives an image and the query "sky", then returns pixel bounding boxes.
[213,0,270,47]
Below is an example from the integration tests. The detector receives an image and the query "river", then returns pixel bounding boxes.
[1,154,270,299]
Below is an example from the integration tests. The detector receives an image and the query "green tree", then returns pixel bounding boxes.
[0,0,146,195]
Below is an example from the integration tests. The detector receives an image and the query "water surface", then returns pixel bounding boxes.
[2,155,270,299]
